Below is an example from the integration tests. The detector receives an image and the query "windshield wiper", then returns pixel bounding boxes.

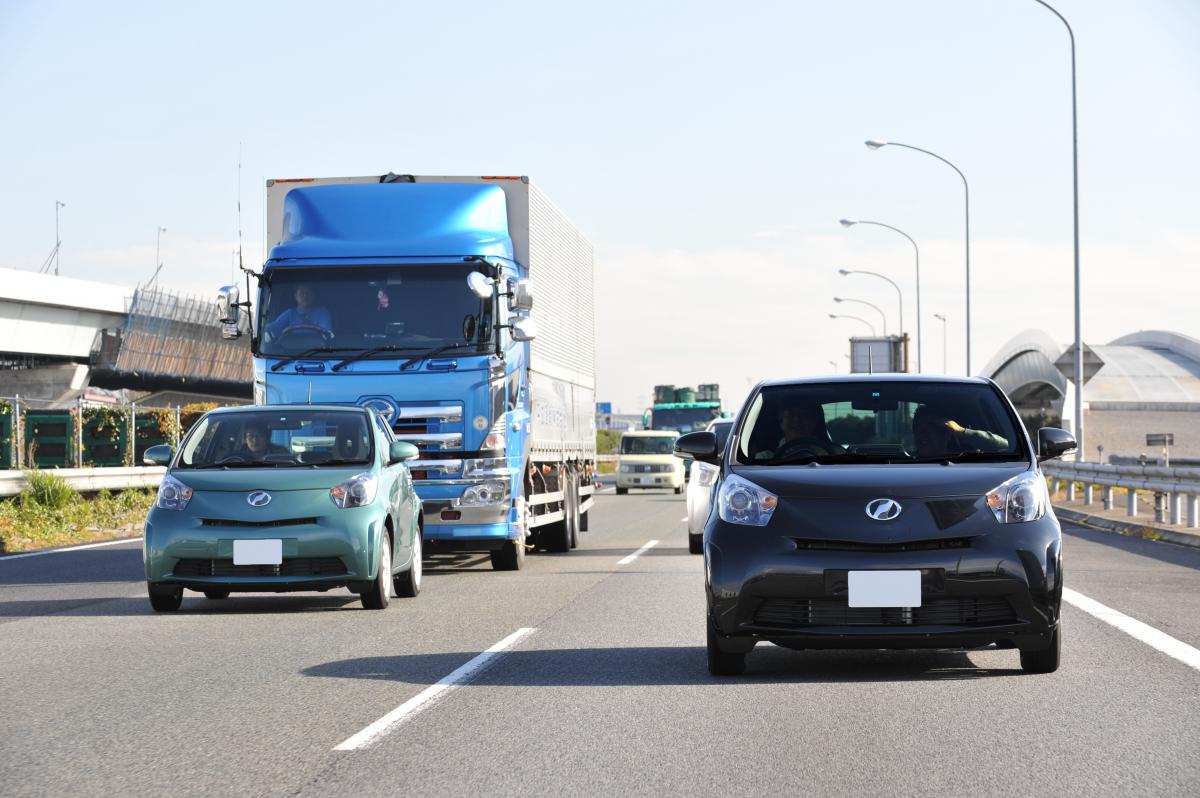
[332,344,419,372]
[269,346,361,372]
[903,452,1023,464]
[400,341,474,370]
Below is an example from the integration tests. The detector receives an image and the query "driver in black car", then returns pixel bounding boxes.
[237,423,289,459]
[266,283,333,339]
[757,402,844,460]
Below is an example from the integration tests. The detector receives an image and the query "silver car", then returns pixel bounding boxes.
[685,419,734,553]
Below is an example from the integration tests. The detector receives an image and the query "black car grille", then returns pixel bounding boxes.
[173,557,347,578]
[200,517,319,529]
[753,597,1016,628]
[791,537,971,553]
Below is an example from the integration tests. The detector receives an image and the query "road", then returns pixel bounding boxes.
[2,490,1199,797]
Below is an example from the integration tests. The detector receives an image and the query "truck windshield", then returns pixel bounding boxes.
[257,264,494,357]
[651,407,719,434]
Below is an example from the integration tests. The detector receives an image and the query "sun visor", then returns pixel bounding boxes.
[269,183,514,261]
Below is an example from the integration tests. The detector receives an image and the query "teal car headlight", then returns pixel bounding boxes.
[330,473,379,509]
[155,474,193,511]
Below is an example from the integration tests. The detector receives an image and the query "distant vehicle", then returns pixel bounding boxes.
[616,430,684,495]
[644,383,723,434]
[216,175,596,571]
[684,419,734,553]
[676,375,1076,676]
[142,405,422,611]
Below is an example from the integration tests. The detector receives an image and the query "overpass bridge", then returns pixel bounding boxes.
[0,268,251,408]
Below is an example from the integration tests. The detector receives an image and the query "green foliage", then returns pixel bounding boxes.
[21,469,78,510]
[0,486,155,554]
[596,429,621,455]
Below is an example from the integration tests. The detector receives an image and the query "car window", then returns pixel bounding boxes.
[175,410,373,468]
[620,436,677,454]
[736,382,1025,465]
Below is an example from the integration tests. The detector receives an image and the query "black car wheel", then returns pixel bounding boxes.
[203,589,230,600]
[707,613,746,676]
[148,584,183,612]
[688,533,703,555]
[1020,624,1061,674]
[616,487,628,495]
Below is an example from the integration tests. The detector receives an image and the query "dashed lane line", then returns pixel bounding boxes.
[617,540,659,566]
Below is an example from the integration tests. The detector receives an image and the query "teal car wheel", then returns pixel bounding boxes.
[394,526,422,598]
[148,583,183,613]
[360,530,392,610]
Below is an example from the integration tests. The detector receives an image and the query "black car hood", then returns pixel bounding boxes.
[733,462,1030,500]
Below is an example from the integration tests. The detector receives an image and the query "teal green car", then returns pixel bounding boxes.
[142,405,422,612]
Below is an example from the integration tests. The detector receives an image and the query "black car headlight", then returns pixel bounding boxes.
[717,474,778,526]
[986,473,1047,524]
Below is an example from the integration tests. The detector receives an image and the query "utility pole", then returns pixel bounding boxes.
[54,201,66,275]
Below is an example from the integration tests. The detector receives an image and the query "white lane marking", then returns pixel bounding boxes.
[333,627,536,751]
[679,517,688,523]
[1063,588,1200,673]
[617,539,659,566]
[0,536,143,562]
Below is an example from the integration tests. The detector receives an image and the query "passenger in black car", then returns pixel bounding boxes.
[911,403,1009,457]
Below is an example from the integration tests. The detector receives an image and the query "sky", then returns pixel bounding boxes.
[2,0,1198,413]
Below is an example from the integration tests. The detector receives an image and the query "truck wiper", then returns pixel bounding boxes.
[399,341,473,370]
[269,346,360,372]
[332,344,418,372]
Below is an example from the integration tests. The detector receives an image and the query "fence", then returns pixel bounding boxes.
[1042,460,1200,529]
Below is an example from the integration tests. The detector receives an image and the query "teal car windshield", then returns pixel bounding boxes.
[176,410,374,469]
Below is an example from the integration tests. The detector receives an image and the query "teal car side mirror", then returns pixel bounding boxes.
[389,441,419,464]
[143,444,173,466]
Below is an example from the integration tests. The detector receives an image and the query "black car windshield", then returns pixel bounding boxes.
[735,382,1027,465]
[176,410,374,468]
[621,435,678,455]
[257,264,494,357]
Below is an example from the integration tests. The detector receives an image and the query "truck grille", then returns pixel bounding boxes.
[173,557,347,578]
[391,402,465,452]
[752,597,1016,628]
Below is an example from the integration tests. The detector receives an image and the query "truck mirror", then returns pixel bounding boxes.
[508,279,534,313]
[217,285,239,323]
[511,317,538,342]
[467,271,493,299]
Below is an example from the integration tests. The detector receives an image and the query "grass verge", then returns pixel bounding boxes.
[0,474,154,554]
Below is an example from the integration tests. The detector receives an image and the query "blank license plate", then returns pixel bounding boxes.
[233,539,282,565]
[848,570,921,608]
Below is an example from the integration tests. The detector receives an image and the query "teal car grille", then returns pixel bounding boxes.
[173,557,347,578]
[200,517,319,529]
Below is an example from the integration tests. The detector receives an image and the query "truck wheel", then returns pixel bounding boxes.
[616,487,628,495]
[568,476,580,549]
[148,584,183,612]
[394,526,422,598]
[490,538,525,570]
[360,531,393,610]
[674,486,683,495]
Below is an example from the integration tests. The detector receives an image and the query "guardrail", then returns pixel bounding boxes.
[0,467,166,498]
[1042,460,1200,528]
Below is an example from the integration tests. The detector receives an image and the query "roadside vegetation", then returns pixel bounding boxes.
[0,470,154,554]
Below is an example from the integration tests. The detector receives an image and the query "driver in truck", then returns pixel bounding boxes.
[266,283,333,339]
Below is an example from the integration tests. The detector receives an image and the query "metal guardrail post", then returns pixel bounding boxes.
[1127,489,1138,517]
[1103,485,1113,510]
[1083,483,1093,505]
[1066,481,1076,502]
[1188,495,1199,529]
[1170,493,1182,526]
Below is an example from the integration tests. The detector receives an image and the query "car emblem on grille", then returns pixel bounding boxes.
[247,491,272,507]
[865,498,901,521]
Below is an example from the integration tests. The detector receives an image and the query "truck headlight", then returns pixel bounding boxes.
[985,472,1047,524]
[717,474,778,526]
[155,474,193,511]
[330,473,378,509]
[457,480,510,507]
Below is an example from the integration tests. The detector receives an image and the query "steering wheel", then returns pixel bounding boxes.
[217,455,247,465]
[277,323,333,341]
[774,437,837,460]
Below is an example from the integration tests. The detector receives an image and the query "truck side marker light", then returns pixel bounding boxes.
[441,510,462,521]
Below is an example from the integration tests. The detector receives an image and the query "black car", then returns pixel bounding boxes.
[675,376,1076,676]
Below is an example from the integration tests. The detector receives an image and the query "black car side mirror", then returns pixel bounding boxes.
[675,431,719,464]
[1037,427,1077,462]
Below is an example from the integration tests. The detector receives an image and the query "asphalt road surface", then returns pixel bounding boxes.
[2,490,1199,797]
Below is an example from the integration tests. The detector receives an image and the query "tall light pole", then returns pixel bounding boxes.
[933,313,948,375]
[840,218,921,372]
[838,269,902,340]
[148,226,167,289]
[54,201,66,276]
[863,139,970,373]
[829,312,875,336]
[833,296,887,335]
[828,360,838,374]
[1032,0,1084,461]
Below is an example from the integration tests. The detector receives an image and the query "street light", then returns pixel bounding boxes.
[148,226,167,289]
[54,200,66,276]
[828,312,875,336]
[839,218,921,372]
[1032,0,1085,461]
[933,313,948,374]
[838,269,903,338]
[833,296,886,335]
[863,139,970,374]
[828,360,838,374]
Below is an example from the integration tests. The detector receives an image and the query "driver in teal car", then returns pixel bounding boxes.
[266,283,333,338]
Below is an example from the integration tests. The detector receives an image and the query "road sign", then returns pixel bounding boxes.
[1054,343,1105,385]
[595,402,612,414]
[1146,433,1174,447]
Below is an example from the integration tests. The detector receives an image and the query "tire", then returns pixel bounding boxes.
[1020,624,1061,674]
[148,584,183,612]
[360,531,393,610]
[688,532,703,555]
[707,614,746,676]
[490,538,525,571]
[674,486,683,495]
[616,487,628,495]
[203,589,231,600]
[393,525,422,598]
[568,475,580,549]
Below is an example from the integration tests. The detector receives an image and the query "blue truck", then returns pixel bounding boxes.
[216,174,596,570]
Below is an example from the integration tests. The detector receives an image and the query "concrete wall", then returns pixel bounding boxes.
[1083,407,1200,461]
